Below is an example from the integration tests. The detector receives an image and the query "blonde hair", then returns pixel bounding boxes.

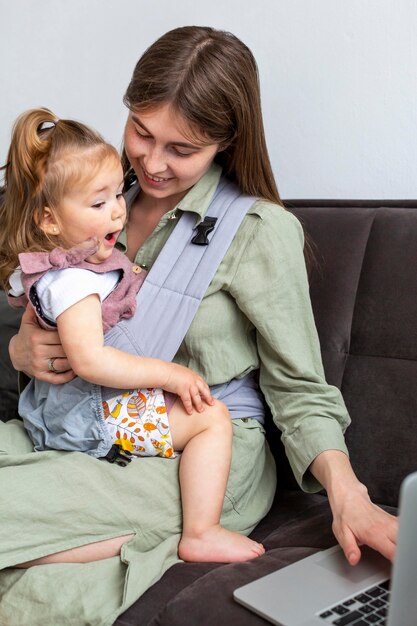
[0,108,119,290]
[122,26,281,204]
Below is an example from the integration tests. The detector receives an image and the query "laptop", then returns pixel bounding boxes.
[234,471,417,625]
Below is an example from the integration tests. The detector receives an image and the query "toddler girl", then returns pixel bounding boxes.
[0,108,264,564]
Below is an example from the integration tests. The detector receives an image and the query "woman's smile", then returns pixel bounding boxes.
[141,165,174,186]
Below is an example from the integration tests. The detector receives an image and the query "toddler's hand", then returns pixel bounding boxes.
[163,364,214,414]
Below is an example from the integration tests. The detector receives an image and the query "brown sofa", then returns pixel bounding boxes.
[1,200,416,625]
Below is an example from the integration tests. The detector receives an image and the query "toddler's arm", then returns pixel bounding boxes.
[57,293,213,414]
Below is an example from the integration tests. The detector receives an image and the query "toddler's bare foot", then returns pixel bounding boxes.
[178,525,265,563]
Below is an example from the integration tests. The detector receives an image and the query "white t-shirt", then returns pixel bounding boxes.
[10,267,120,323]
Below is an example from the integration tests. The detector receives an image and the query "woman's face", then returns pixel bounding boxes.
[124,104,219,205]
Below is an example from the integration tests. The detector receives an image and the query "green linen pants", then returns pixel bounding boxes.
[0,417,276,626]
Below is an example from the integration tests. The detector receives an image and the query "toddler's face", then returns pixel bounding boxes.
[56,158,126,264]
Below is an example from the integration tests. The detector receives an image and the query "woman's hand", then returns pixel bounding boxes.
[310,450,398,564]
[9,304,75,383]
[329,480,397,565]
[161,363,215,415]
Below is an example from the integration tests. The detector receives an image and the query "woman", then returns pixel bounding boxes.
[2,26,396,625]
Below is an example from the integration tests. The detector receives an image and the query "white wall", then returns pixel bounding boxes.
[1,0,416,199]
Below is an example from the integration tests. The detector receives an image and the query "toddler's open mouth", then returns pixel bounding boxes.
[104,231,119,245]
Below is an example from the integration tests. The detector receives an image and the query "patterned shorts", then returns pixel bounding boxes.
[102,388,175,458]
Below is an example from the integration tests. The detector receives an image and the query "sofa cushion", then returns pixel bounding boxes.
[116,490,395,626]
[0,291,23,422]
[115,491,334,626]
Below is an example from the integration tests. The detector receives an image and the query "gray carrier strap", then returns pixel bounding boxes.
[105,177,255,362]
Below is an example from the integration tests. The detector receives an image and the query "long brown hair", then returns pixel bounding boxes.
[123,26,281,205]
[0,108,119,289]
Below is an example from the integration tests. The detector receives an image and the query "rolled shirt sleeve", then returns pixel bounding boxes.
[229,202,350,491]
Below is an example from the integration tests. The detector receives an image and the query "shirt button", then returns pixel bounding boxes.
[131,264,142,274]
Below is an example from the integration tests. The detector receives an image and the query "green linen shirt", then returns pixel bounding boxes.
[117,163,350,490]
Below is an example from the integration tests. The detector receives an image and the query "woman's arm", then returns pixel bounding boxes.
[229,204,350,489]
[228,202,398,561]
[310,450,398,563]
[9,304,75,383]
[57,294,212,414]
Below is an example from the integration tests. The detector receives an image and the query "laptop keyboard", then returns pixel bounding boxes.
[317,579,390,625]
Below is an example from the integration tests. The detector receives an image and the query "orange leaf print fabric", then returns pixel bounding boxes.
[102,387,175,459]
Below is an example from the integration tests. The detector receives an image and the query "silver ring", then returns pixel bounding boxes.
[47,357,60,374]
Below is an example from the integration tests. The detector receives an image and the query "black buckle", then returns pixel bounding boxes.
[103,443,133,467]
[191,216,217,246]
[123,168,138,192]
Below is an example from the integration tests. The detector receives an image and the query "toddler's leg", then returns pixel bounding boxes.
[15,534,135,567]
[169,399,265,563]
